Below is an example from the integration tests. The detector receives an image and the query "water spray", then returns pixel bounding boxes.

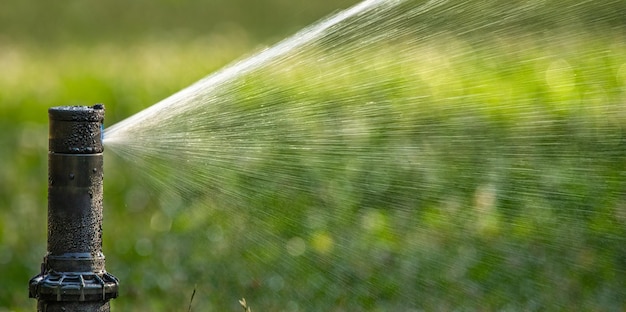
[29,105,119,312]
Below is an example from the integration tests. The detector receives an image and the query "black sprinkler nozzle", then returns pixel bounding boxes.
[29,105,119,312]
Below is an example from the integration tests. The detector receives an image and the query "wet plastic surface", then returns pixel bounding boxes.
[48,105,104,154]
[30,105,118,311]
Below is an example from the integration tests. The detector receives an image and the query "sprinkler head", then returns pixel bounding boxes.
[29,105,119,312]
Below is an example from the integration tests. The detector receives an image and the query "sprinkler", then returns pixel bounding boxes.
[29,105,119,312]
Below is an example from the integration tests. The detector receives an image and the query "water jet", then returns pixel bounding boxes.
[29,105,119,312]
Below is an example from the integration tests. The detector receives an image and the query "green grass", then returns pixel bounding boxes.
[0,40,242,311]
[1,29,626,311]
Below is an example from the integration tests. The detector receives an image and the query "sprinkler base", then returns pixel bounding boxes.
[29,270,119,302]
[37,301,111,312]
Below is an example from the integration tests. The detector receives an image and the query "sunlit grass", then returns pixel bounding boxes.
[1,28,626,311]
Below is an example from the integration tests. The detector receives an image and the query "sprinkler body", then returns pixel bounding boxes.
[29,105,118,312]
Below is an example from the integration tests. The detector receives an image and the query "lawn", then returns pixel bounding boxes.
[1,1,626,311]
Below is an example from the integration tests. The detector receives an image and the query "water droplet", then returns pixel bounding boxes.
[286,237,306,257]
[135,238,153,256]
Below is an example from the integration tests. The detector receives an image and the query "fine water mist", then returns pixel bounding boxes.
[104,0,625,310]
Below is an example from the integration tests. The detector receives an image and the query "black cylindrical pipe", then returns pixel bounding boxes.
[29,105,118,312]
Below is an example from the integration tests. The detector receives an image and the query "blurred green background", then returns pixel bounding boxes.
[2,1,360,310]
[0,0,360,45]
[1,0,626,311]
